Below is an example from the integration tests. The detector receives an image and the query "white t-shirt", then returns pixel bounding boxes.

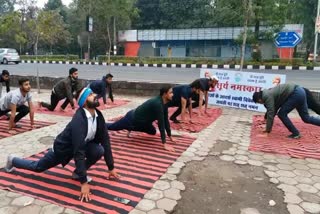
[0,88,32,111]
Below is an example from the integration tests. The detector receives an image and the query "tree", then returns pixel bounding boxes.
[132,0,161,29]
[0,0,15,14]
[290,0,317,54]
[159,0,215,28]
[0,12,27,51]
[44,0,68,21]
[37,10,71,53]
[77,0,138,58]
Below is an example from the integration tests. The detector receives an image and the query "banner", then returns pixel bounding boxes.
[201,69,286,112]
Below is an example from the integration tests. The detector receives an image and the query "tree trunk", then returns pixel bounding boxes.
[106,22,112,74]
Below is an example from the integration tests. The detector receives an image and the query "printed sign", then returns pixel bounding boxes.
[201,69,286,112]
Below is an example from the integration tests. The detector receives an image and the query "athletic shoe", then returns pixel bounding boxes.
[72,172,93,183]
[5,155,15,173]
[287,134,301,139]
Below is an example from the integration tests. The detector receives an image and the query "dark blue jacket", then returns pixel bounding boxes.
[53,108,114,183]
[89,76,114,104]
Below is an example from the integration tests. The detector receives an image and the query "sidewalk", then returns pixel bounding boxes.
[0,91,319,214]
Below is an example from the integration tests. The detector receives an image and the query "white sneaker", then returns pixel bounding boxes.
[5,155,15,173]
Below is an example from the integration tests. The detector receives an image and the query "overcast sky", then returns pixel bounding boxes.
[36,0,73,8]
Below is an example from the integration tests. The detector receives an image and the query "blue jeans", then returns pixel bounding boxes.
[12,143,104,173]
[106,110,156,135]
[278,86,320,135]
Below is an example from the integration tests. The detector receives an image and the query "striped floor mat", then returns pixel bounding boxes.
[0,131,195,214]
[250,115,320,159]
[0,119,55,139]
[167,107,222,133]
[36,99,130,117]
[111,108,222,133]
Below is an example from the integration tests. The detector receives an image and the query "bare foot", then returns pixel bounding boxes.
[127,131,132,138]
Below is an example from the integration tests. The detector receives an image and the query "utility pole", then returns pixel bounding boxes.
[314,0,320,62]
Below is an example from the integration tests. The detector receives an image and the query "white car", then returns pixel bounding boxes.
[0,48,21,64]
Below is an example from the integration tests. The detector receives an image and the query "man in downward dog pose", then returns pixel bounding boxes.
[5,87,120,202]
[89,73,114,107]
[166,84,200,124]
[107,86,176,152]
[253,83,320,139]
[40,67,80,111]
[190,76,219,115]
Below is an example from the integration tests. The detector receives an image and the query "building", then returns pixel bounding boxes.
[118,24,304,60]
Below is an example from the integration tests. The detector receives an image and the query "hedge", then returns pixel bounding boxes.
[20,55,320,67]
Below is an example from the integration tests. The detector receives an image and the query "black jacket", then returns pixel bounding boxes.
[89,76,114,104]
[53,108,114,183]
[53,76,79,107]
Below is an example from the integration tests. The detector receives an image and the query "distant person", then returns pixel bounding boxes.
[166,84,199,123]
[89,74,114,107]
[0,78,34,133]
[253,84,320,139]
[0,70,11,98]
[40,68,80,111]
[190,76,219,115]
[107,87,176,152]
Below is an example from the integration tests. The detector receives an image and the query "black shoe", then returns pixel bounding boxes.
[170,118,180,124]
[287,134,301,139]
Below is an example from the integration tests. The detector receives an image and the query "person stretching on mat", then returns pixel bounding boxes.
[190,75,219,116]
[252,83,320,139]
[166,84,199,124]
[5,87,120,202]
[40,67,80,112]
[107,86,175,152]
[0,78,34,134]
[89,73,114,107]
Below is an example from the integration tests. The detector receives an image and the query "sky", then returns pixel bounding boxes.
[36,0,73,8]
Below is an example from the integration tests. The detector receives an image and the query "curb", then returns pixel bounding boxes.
[20,60,320,71]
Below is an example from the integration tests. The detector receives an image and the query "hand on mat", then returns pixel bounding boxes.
[108,169,121,179]
[164,144,175,152]
[8,130,17,135]
[80,183,91,202]
[31,124,40,129]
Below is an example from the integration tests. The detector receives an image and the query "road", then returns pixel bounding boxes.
[1,63,320,90]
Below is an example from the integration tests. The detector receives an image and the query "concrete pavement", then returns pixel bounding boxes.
[1,63,320,90]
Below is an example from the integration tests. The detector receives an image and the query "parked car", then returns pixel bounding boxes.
[0,48,21,64]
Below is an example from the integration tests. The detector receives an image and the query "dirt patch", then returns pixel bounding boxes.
[173,142,288,214]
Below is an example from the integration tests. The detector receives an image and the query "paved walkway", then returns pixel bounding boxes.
[0,90,319,214]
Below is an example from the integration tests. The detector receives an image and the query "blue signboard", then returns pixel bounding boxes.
[275,31,302,48]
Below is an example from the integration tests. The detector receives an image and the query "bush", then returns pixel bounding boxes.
[21,55,79,61]
[20,54,320,67]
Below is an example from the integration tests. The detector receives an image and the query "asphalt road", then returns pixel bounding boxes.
[1,63,319,90]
